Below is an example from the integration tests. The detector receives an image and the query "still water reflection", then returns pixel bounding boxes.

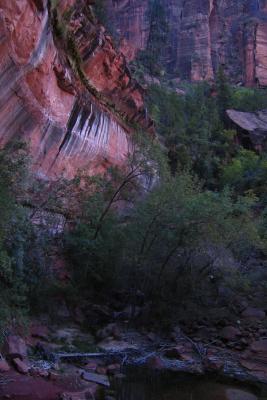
[116,374,260,400]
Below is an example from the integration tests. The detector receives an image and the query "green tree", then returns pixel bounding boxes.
[231,87,267,112]
[216,65,232,122]
[65,160,262,326]
[147,83,237,186]
[0,142,30,335]
[65,134,166,295]
[221,149,267,203]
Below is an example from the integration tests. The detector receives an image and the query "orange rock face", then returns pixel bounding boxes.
[255,22,267,87]
[0,0,153,179]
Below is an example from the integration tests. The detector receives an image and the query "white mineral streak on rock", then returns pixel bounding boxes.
[62,102,130,166]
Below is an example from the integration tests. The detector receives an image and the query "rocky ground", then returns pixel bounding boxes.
[1,299,267,400]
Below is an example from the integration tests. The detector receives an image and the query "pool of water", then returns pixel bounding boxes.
[115,372,265,400]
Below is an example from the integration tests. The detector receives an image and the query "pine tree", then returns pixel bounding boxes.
[216,65,232,122]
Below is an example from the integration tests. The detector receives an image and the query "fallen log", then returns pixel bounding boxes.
[56,352,107,359]
[53,348,141,362]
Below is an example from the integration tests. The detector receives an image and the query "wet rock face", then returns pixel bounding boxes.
[0,0,152,179]
[106,0,267,86]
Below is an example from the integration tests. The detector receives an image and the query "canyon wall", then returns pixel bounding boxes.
[0,0,153,179]
[106,0,267,86]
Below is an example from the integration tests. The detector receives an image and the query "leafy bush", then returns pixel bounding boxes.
[221,149,267,203]
[231,87,267,111]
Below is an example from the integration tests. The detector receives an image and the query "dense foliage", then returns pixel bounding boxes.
[0,142,30,335]
[64,72,267,327]
[65,133,266,326]
[0,143,61,339]
[146,74,267,199]
[1,71,267,332]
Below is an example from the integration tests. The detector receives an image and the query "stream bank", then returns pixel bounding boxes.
[1,315,267,400]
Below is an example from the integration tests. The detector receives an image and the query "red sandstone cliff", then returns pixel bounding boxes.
[106,0,267,87]
[0,0,153,179]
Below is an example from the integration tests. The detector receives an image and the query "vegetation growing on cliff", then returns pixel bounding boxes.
[93,0,118,42]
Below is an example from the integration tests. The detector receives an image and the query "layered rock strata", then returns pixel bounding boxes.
[0,0,153,179]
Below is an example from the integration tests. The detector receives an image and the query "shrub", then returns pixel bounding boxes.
[231,87,267,112]
[221,149,267,203]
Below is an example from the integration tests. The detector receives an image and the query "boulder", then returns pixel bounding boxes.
[203,356,224,372]
[107,363,120,375]
[61,393,87,400]
[220,326,241,341]
[240,359,266,372]
[0,358,10,372]
[61,386,99,400]
[52,328,78,344]
[145,355,164,370]
[84,361,98,372]
[30,367,50,378]
[242,307,266,320]
[96,366,107,375]
[147,332,158,342]
[227,109,267,151]
[96,323,121,340]
[81,371,110,387]
[250,339,267,360]
[178,352,194,362]
[164,345,194,361]
[30,324,49,341]
[49,372,61,381]
[3,335,27,360]
[164,345,186,359]
[240,340,267,379]
[251,339,267,351]
[13,358,29,374]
